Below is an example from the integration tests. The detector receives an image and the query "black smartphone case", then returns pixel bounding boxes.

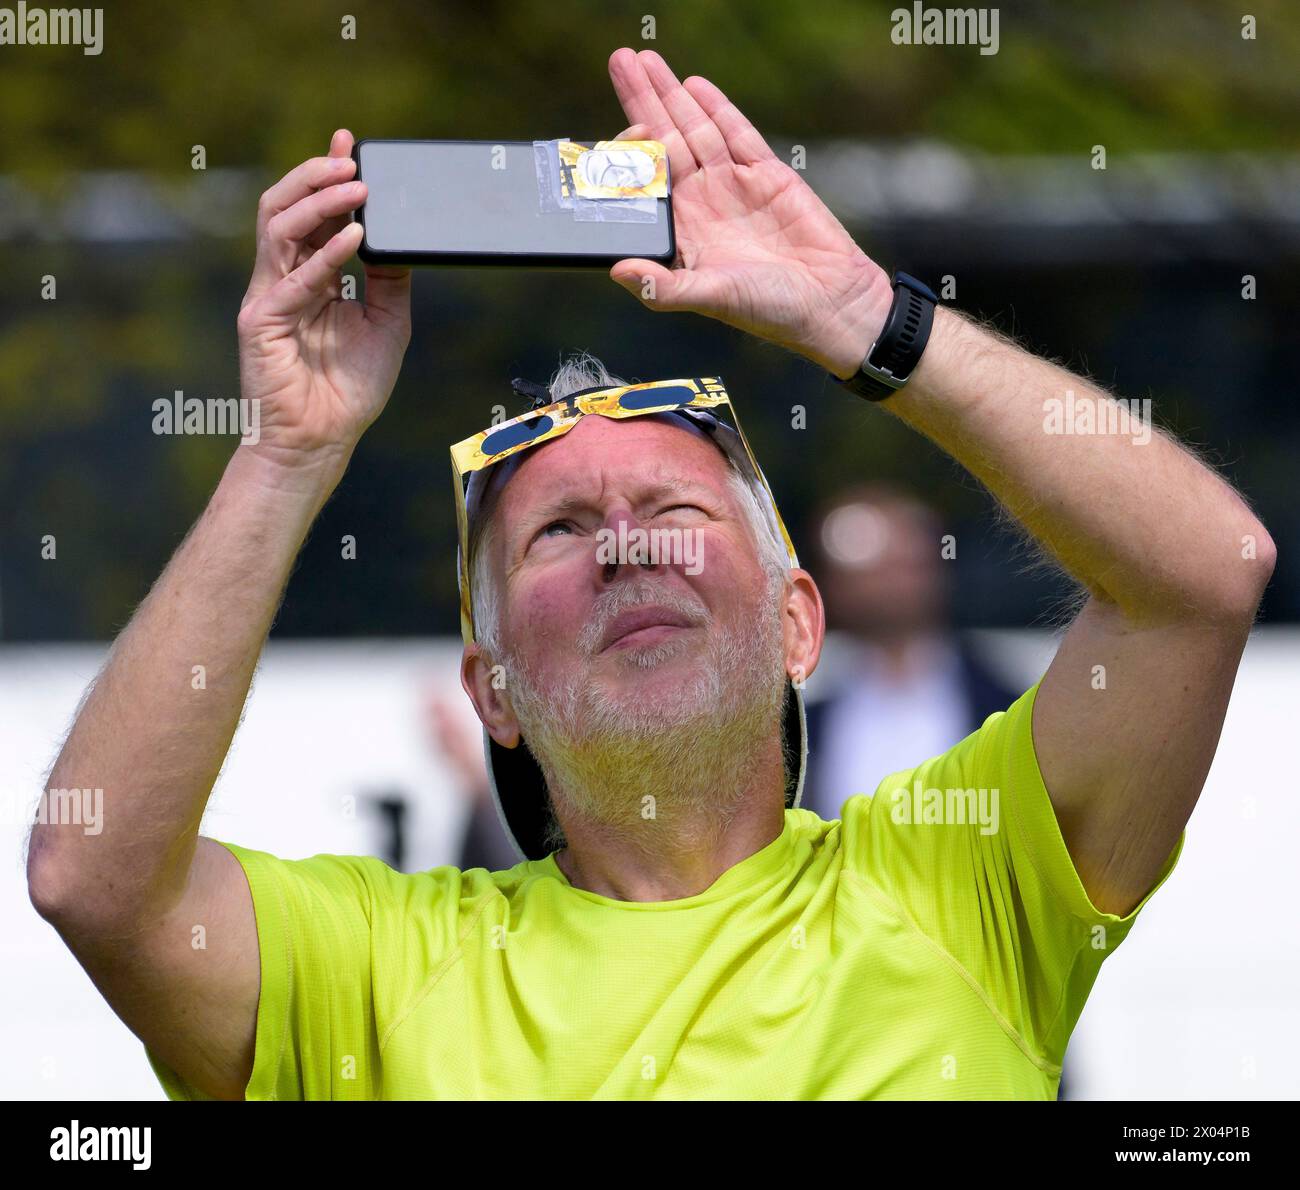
[351,138,676,269]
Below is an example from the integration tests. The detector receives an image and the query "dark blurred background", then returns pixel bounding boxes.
[2,0,1296,640]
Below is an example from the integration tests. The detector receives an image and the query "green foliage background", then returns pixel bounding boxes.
[1,0,1295,637]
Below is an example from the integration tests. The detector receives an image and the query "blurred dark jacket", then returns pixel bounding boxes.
[802,638,1019,821]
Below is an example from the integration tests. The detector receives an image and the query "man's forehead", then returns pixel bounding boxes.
[497,414,733,507]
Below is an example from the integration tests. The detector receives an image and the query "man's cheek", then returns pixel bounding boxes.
[513,580,578,648]
[696,557,759,618]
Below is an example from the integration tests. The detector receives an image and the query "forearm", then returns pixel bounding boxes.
[836,304,1275,626]
[28,446,343,925]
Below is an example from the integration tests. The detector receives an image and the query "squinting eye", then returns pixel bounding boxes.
[542,521,573,537]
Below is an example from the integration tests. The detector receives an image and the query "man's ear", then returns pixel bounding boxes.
[782,568,825,690]
[461,644,521,749]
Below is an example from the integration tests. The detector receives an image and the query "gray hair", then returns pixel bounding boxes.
[469,352,789,657]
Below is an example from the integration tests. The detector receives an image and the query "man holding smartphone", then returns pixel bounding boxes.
[28,48,1273,1099]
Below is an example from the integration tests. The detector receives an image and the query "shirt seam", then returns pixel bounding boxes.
[377,888,500,1055]
[838,866,1060,1078]
[1008,789,1096,926]
[986,694,1124,1060]
[1040,939,1090,1058]
[1004,779,1101,1054]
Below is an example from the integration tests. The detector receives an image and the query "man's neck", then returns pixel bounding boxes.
[548,740,788,902]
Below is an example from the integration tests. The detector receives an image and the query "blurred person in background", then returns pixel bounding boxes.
[424,691,520,872]
[801,484,1017,821]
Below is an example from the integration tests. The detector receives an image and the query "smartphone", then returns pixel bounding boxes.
[352,138,675,268]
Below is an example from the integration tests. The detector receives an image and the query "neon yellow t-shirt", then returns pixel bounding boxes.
[147,681,1182,1100]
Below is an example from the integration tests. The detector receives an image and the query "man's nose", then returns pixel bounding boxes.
[597,506,667,582]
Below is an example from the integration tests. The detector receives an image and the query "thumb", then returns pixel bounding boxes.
[363,264,412,324]
[610,259,693,311]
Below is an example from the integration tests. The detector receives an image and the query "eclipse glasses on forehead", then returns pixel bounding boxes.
[450,376,798,645]
[453,377,730,475]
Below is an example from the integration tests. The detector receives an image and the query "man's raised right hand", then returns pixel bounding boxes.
[236,128,411,484]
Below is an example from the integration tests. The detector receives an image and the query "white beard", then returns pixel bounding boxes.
[501,571,789,852]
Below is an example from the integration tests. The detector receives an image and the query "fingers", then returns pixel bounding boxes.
[608,47,699,181]
[266,180,366,247]
[347,105,409,322]
[248,129,359,284]
[246,155,358,302]
[636,50,732,169]
[250,132,366,293]
[248,179,367,298]
[244,128,407,336]
[307,129,360,250]
[258,222,364,321]
[255,153,356,242]
[328,128,355,159]
[681,74,778,166]
[243,129,406,336]
[609,258,699,313]
[612,122,651,141]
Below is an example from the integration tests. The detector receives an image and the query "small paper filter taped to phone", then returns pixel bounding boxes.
[533,139,669,224]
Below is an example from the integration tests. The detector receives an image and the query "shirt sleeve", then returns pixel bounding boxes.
[145,842,386,1101]
[838,679,1184,1070]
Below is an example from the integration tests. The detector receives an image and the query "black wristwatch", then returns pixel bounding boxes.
[838,272,938,401]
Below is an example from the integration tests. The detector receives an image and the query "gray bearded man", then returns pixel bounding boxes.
[29,48,1274,1100]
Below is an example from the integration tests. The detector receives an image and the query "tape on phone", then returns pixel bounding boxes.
[533,139,668,224]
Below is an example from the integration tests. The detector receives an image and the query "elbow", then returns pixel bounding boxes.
[27,831,74,926]
[28,818,184,937]
[28,848,135,940]
[1254,523,1279,577]
[1236,519,1276,616]
[27,825,104,931]
[1204,520,1277,625]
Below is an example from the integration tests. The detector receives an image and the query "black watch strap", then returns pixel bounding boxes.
[838,272,938,401]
